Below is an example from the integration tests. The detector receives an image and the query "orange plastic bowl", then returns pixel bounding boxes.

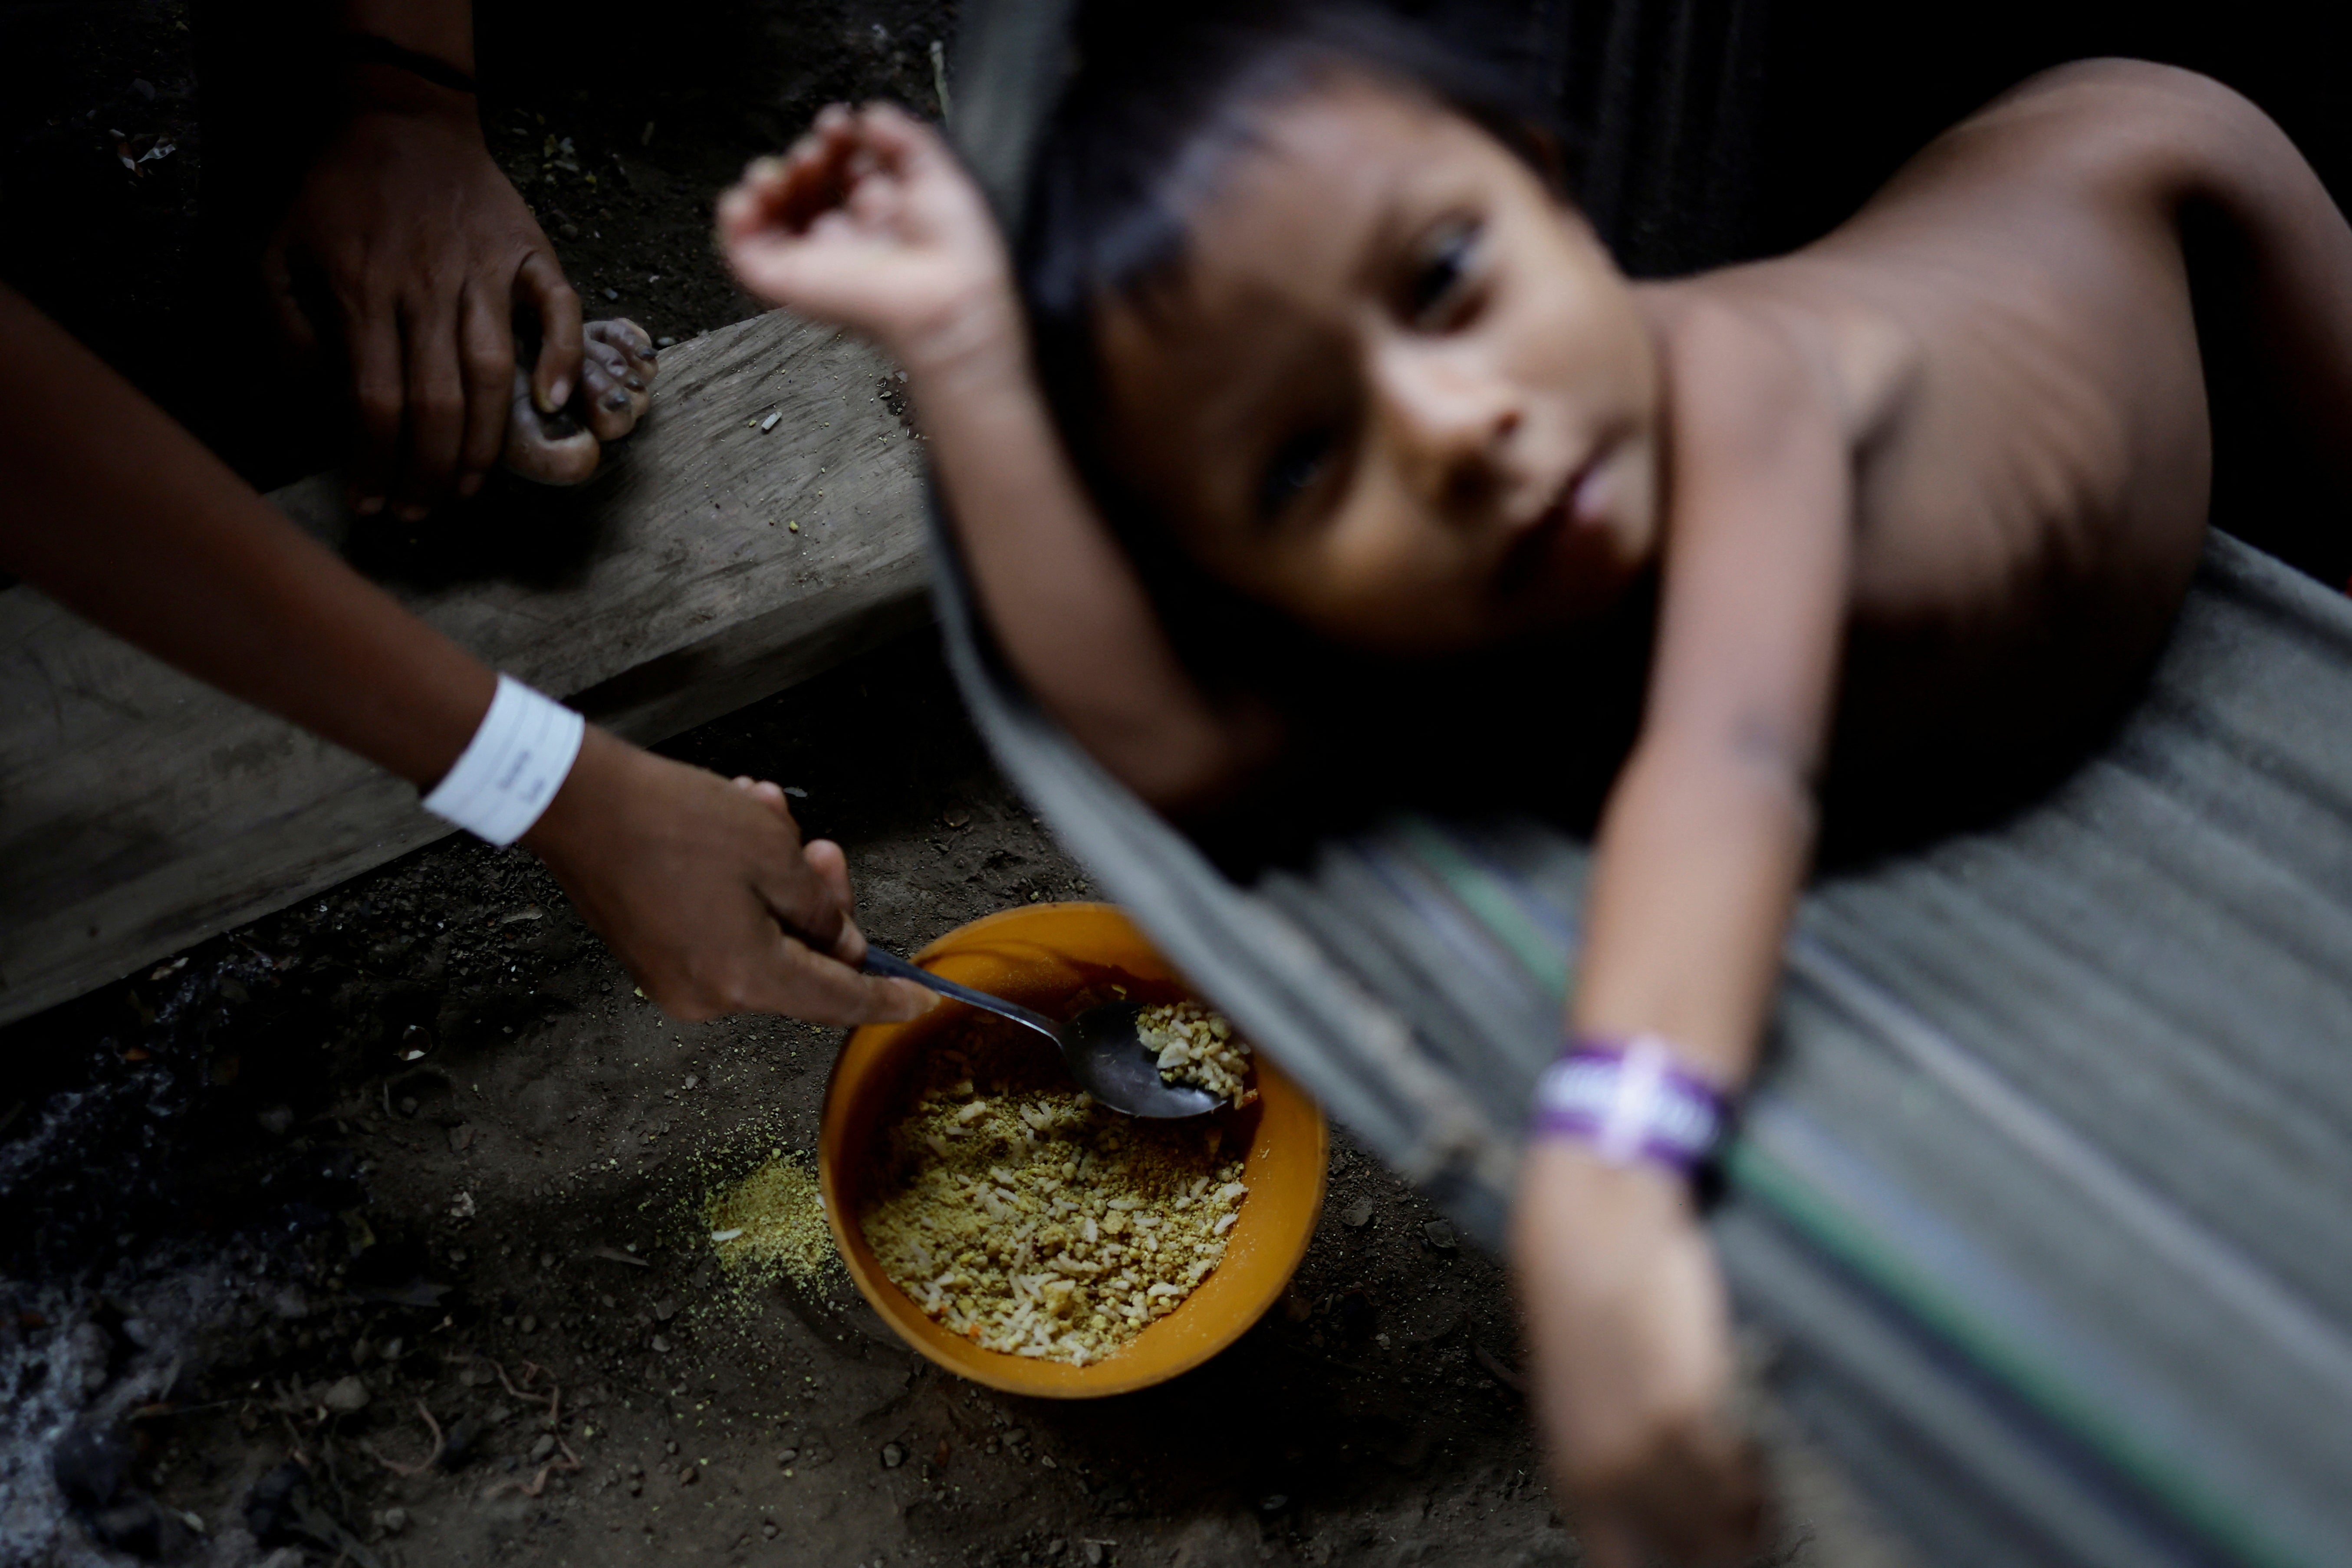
[819,902,1328,1397]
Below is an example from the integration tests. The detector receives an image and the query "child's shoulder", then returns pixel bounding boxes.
[1638,279,1918,457]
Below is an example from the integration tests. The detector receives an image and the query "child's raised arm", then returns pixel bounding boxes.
[719,105,1267,810]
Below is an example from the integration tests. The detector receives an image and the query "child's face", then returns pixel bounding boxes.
[1094,77,1662,654]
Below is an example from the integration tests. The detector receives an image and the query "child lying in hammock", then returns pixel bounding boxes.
[716,11,2352,1562]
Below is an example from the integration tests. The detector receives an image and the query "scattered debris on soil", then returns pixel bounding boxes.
[863,1021,1250,1363]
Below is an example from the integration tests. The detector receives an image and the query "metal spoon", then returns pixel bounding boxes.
[860,947,1219,1118]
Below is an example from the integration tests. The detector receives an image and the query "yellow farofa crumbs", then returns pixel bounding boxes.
[861,1016,1251,1365]
[707,1153,839,1288]
[1139,1000,1256,1107]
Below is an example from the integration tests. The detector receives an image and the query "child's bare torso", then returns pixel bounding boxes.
[1652,62,2265,768]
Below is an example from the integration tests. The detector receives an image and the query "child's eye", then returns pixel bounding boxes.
[1257,428,1333,523]
[1405,219,1482,327]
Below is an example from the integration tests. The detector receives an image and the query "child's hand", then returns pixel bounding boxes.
[1511,1142,1770,1568]
[717,103,1015,378]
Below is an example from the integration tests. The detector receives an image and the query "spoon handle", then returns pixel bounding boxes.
[861,946,1063,1040]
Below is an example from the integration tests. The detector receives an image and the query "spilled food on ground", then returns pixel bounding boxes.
[707,1148,839,1289]
[860,1004,1257,1364]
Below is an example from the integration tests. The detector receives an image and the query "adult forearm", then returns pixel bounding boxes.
[0,285,493,787]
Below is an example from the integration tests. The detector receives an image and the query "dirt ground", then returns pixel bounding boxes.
[0,4,1922,1566]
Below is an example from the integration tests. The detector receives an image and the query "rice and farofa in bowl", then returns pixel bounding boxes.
[860,1006,1257,1366]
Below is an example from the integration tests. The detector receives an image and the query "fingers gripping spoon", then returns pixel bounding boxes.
[860,946,1219,1118]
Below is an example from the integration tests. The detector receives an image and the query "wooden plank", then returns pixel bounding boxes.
[0,309,931,1026]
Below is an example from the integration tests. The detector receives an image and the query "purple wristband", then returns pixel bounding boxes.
[1530,1036,1729,1176]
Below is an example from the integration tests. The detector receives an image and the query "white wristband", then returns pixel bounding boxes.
[421,674,586,846]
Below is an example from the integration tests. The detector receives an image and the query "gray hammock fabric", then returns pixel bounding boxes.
[934,6,2352,1561]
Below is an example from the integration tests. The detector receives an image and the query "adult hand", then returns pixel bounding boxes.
[263,66,582,519]
[1510,1141,1770,1568]
[522,728,936,1024]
